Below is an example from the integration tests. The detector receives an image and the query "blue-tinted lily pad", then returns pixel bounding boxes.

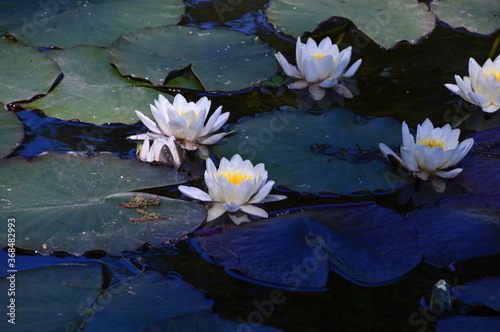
[215,108,409,196]
[109,25,278,91]
[413,195,500,268]
[0,152,205,255]
[0,265,102,331]
[85,271,212,331]
[453,277,500,311]
[460,155,499,195]
[144,314,284,332]
[0,0,184,48]
[20,45,171,125]
[0,37,61,104]
[0,107,23,158]
[197,203,423,288]
[437,316,500,332]
[266,0,436,48]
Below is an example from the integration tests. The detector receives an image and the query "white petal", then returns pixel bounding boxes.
[434,168,463,179]
[468,92,489,107]
[379,143,403,164]
[248,180,274,204]
[275,52,302,78]
[302,57,319,83]
[240,204,268,218]
[210,111,230,133]
[200,105,222,137]
[135,111,162,135]
[178,185,212,201]
[400,147,420,172]
[483,104,500,113]
[308,84,326,100]
[198,132,228,145]
[288,80,310,90]
[259,194,287,203]
[206,203,226,221]
[343,59,362,77]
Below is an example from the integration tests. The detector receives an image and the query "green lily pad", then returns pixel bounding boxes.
[0,106,23,158]
[85,271,212,331]
[0,265,102,331]
[430,0,500,35]
[109,25,278,91]
[0,266,215,332]
[0,152,205,255]
[0,0,184,48]
[21,45,171,125]
[214,108,408,196]
[0,37,61,104]
[266,0,436,48]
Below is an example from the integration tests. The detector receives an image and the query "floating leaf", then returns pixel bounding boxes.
[460,155,499,195]
[0,265,102,331]
[0,0,184,48]
[413,195,500,268]
[85,271,212,331]
[0,37,61,104]
[197,203,423,288]
[453,277,500,311]
[430,0,500,36]
[437,316,500,332]
[0,152,205,255]
[109,25,278,91]
[214,108,409,196]
[0,107,23,158]
[21,45,170,125]
[144,315,284,332]
[265,0,436,48]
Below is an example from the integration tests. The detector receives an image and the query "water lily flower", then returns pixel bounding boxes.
[136,136,183,169]
[445,56,500,113]
[275,36,362,100]
[178,154,286,224]
[129,94,230,156]
[379,119,474,180]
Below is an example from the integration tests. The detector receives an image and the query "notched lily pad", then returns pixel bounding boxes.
[0,37,61,104]
[1,0,184,48]
[265,0,436,48]
[0,264,102,331]
[430,0,500,36]
[0,107,23,158]
[109,25,278,91]
[0,152,205,255]
[20,45,171,125]
[215,108,409,196]
[197,203,423,288]
[413,195,500,268]
[453,276,500,311]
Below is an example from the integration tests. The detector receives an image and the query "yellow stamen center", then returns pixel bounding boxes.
[417,137,447,149]
[177,109,200,118]
[218,171,253,185]
[484,71,500,82]
[310,52,325,60]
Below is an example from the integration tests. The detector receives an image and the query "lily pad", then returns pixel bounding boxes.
[0,152,205,255]
[460,155,499,195]
[437,316,500,332]
[453,277,500,311]
[0,264,103,331]
[265,0,436,48]
[144,315,284,332]
[0,107,24,158]
[85,271,212,331]
[413,195,500,268]
[0,37,61,104]
[430,0,500,35]
[197,203,423,288]
[214,108,408,196]
[21,45,171,124]
[109,25,278,91]
[0,0,184,48]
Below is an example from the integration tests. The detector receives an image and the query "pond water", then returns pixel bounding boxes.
[1,0,500,331]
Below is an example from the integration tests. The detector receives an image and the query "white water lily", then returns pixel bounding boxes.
[275,36,362,100]
[379,119,474,180]
[136,136,183,169]
[129,94,230,155]
[445,56,500,113]
[178,154,286,224]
